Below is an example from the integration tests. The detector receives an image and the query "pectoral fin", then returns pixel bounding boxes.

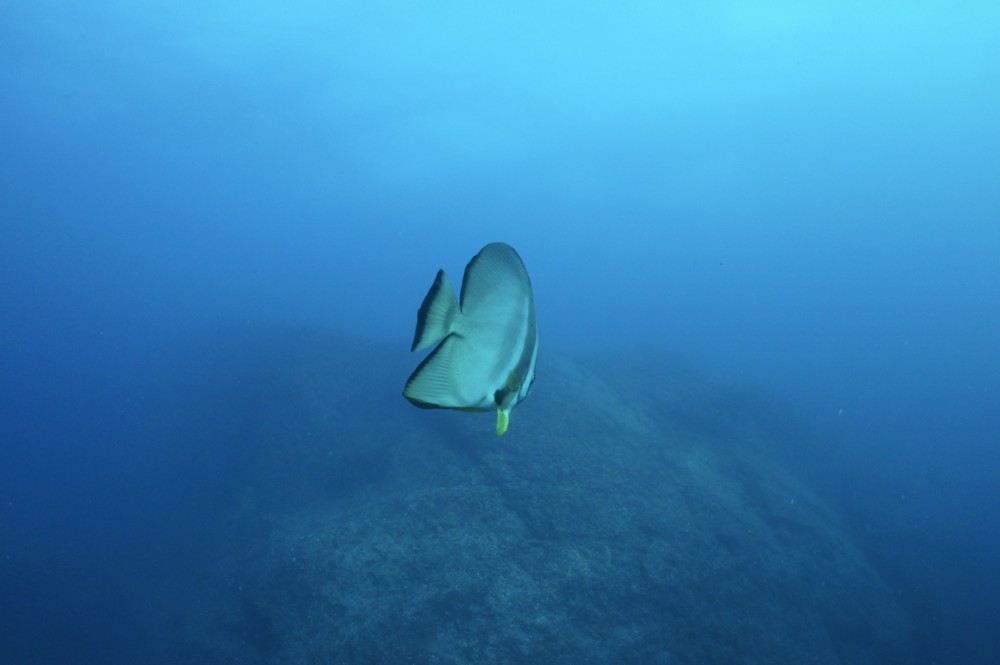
[495,408,510,436]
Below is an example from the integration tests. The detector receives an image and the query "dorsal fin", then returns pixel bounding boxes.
[411,270,459,352]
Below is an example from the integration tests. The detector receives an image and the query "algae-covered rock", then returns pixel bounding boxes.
[175,329,911,664]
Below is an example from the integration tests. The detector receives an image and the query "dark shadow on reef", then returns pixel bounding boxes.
[149,326,915,665]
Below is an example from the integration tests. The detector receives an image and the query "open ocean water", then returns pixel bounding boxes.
[2,1,998,663]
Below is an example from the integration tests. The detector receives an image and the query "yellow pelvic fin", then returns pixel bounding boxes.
[495,408,510,436]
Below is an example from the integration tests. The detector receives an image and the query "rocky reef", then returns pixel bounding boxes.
[168,328,911,664]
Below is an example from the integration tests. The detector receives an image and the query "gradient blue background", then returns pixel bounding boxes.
[2,1,998,662]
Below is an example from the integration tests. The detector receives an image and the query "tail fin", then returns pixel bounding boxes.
[411,270,459,352]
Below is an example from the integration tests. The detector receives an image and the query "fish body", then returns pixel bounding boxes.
[404,242,538,435]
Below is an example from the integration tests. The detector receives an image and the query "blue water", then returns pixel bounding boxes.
[2,1,998,663]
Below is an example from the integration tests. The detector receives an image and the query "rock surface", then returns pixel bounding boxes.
[172,329,912,664]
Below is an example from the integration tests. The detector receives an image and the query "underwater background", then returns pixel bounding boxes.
[2,1,998,663]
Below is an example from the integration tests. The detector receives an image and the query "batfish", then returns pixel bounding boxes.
[403,242,538,436]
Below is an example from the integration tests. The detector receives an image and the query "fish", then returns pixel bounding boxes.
[403,242,538,436]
